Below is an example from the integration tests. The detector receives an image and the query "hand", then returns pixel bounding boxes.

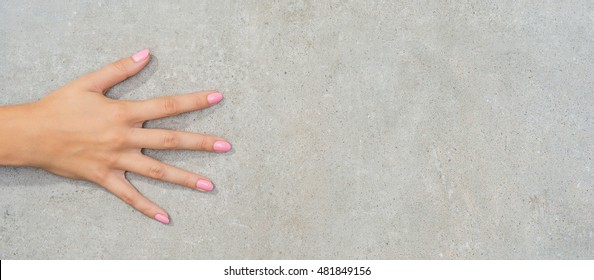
[0,49,231,224]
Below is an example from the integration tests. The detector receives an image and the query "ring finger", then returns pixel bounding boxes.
[117,153,214,192]
[127,128,232,152]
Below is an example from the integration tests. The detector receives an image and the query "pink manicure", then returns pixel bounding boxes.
[213,140,232,152]
[154,213,170,224]
[207,92,223,104]
[196,179,214,191]
[132,48,150,62]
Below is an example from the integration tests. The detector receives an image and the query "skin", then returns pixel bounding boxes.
[0,49,230,224]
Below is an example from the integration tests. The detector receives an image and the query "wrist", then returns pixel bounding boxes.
[0,102,40,167]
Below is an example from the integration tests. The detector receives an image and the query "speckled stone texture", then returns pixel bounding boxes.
[0,1,592,259]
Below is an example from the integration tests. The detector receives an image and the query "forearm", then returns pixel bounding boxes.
[0,103,38,166]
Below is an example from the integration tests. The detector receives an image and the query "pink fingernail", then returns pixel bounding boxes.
[213,140,232,152]
[207,92,223,104]
[132,48,150,62]
[154,213,169,224]
[196,179,214,191]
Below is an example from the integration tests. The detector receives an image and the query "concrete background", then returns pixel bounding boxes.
[0,0,592,259]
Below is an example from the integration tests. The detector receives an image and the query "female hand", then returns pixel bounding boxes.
[0,49,231,224]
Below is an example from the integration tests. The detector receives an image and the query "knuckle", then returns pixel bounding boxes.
[148,164,166,180]
[162,97,178,116]
[110,60,129,78]
[91,167,112,185]
[163,133,180,149]
[183,175,196,188]
[120,192,136,206]
[110,103,131,123]
[196,136,207,150]
[102,130,128,148]
[195,94,205,109]
[103,153,123,168]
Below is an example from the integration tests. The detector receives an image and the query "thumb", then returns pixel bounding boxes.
[78,48,150,94]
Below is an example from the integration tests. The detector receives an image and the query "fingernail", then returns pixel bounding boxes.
[196,179,214,191]
[132,48,150,62]
[207,92,223,104]
[154,213,169,224]
[213,140,232,152]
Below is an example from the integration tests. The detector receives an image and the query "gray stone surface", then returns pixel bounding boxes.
[0,0,592,259]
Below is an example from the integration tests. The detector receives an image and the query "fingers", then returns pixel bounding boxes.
[78,49,151,93]
[127,128,232,152]
[101,172,170,224]
[117,153,214,192]
[127,90,223,121]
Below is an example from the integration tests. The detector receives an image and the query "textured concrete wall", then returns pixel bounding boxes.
[0,1,592,259]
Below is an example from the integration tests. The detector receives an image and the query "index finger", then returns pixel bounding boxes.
[128,90,224,121]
